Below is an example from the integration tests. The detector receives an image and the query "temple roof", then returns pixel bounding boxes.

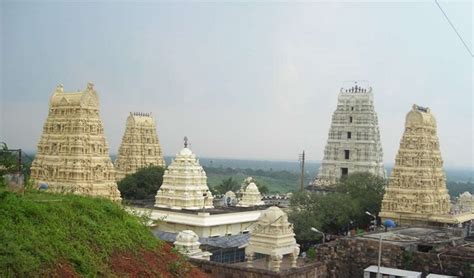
[406,104,436,127]
[258,206,285,224]
[178,147,193,157]
[49,83,98,108]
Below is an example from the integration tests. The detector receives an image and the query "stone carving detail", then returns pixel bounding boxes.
[30,83,121,201]
[311,84,386,189]
[380,105,451,223]
[154,145,214,210]
[245,206,300,272]
[114,112,165,180]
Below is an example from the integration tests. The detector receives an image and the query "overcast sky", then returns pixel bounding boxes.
[1,1,472,168]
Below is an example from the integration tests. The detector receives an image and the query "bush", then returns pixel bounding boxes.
[118,166,165,200]
[307,247,317,260]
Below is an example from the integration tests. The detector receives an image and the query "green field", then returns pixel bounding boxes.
[204,166,313,194]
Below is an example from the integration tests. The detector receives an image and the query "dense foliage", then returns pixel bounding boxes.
[0,143,19,187]
[289,172,386,245]
[118,166,165,200]
[447,181,473,199]
[0,189,161,276]
[212,177,240,194]
[0,142,34,189]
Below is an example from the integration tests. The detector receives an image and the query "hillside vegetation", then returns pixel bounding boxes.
[0,189,205,277]
[204,166,313,194]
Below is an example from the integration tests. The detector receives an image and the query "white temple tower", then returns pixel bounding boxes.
[312,83,386,189]
[114,112,165,180]
[154,139,214,210]
[30,83,121,201]
[380,105,453,226]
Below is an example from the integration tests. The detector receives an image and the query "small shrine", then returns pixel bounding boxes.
[237,182,264,207]
[154,138,214,210]
[245,206,300,272]
[174,230,212,260]
[457,192,474,213]
[223,191,237,206]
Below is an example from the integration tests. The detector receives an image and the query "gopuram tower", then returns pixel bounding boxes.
[311,83,385,190]
[30,83,121,201]
[155,138,214,210]
[380,105,454,226]
[114,112,166,180]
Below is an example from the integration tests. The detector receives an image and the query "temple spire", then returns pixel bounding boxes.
[184,136,189,148]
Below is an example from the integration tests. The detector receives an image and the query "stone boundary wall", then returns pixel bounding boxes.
[189,258,327,278]
[316,237,474,278]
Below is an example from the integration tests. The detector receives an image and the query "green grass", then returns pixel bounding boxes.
[0,189,161,276]
[207,173,300,193]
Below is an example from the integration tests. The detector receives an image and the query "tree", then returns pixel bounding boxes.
[117,166,165,200]
[213,177,240,194]
[0,143,20,188]
[288,191,321,243]
[0,143,17,174]
[289,173,386,245]
[256,183,269,195]
[335,172,386,227]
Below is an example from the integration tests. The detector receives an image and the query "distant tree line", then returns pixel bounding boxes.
[447,181,473,199]
[203,166,301,181]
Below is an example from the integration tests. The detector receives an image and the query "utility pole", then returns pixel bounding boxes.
[299,151,305,191]
[18,149,22,173]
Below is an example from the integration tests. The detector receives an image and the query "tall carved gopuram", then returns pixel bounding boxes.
[311,83,385,190]
[114,112,165,181]
[380,105,452,226]
[30,83,121,201]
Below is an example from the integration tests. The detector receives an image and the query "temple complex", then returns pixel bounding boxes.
[237,182,264,207]
[114,112,165,180]
[244,206,300,272]
[30,83,121,201]
[380,105,473,227]
[154,140,214,210]
[311,83,385,190]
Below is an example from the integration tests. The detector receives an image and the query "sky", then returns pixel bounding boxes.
[1,1,473,168]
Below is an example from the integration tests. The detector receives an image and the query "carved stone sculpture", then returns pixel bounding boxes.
[115,112,165,180]
[30,83,121,201]
[380,105,451,225]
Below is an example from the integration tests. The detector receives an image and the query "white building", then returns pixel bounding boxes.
[312,83,386,189]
